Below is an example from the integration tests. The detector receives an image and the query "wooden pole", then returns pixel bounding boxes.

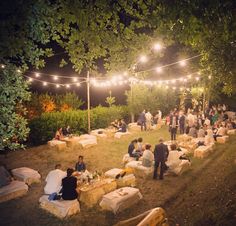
[87,70,91,133]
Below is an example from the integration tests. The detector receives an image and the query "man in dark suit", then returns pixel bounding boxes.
[153,138,169,180]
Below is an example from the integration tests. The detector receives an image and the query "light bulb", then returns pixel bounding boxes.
[179,60,186,67]
[53,76,58,80]
[43,82,47,86]
[155,67,163,73]
[153,43,162,51]
[35,73,40,77]
[139,55,148,63]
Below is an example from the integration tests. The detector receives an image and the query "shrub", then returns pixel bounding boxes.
[28,105,129,145]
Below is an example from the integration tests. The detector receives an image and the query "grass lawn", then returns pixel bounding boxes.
[0,126,235,226]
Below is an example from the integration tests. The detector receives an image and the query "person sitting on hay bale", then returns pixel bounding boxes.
[117,119,127,133]
[44,164,66,195]
[54,128,64,140]
[128,139,142,161]
[61,168,78,200]
[75,155,86,172]
[142,144,154,167]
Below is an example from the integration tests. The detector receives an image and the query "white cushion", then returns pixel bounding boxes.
[104,168,123,179]
[114,132,131,139]
[12,167,41,185]
[99,187,142,214]
[0,180,28,203]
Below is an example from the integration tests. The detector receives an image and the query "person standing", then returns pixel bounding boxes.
[153,138,169,180]
[138,110,147,131]
[179,112,186,134]
[145,110,153,131]
[169,112,179,140]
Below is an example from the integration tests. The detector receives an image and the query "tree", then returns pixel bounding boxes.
[0,65,30,150]
[55,92,84,111]
[105,91,116,107]
[0,0,54,150]
[126,84,178,117]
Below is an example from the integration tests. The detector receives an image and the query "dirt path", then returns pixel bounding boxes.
[0,130,235,226]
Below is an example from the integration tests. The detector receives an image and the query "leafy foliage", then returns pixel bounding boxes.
[105,91,116,107]
[0,65,30,150]
[126,84,178,117]
[29,105,129,145]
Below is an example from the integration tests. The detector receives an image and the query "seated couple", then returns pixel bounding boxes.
[128,138,144,160]
[54,126,72,140]
[44,164,80,201]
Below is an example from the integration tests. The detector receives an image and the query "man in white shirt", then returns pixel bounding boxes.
[44,164,67,195]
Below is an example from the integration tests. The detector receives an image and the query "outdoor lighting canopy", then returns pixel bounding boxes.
[153,43,162,51]
[139,55,148,63]
[179,60,187,66]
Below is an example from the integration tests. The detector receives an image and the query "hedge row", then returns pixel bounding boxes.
[28,105,129,145]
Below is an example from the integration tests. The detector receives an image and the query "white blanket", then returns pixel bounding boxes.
[12,167,41,185]
[0,180,28,196]
[114,132,131,139]
[99,187,142,214]
[104,168,123,179]
[39,195,80,218]
[48,140,66,147]
[78,139,97,148]
[122,153,136,164]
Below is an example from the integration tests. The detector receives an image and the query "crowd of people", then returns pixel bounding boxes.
[44,155,87,201]
[167,104,235,142]
[137,110,162,131]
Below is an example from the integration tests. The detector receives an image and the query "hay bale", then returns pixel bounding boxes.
[114,132,131,139]
[48,140,67,151]
[116,174,136,188]
[78,139,97,148]
[0,181,28,203]
[12,167,41,185]
[104,168,123,179]
[39,195,80,219]
[122,154,136,165]
[78,179,117,207]
[125,161,153,179]
[227,129,236,135]
[99,187,142,214]
[216,136,229,144]
[194,145,214,158]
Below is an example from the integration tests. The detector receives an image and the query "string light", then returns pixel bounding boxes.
[208,75,212,79]
[56,84,60,88]
[35,73,40,77]
[76,83,81,87]
[1,64,5,68]
[153,43,162,51]
[179,60,186,67]
[155,67,163,73]
[139,55,148,63]
[195,77,200,81]
[73,77,78,82]
[29,78,33,82]
[17,69,21,73]
[66,84,70,88]
[53,75,58,80]
[43,82,47,86]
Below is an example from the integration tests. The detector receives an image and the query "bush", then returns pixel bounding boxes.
[28,105,129,145]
